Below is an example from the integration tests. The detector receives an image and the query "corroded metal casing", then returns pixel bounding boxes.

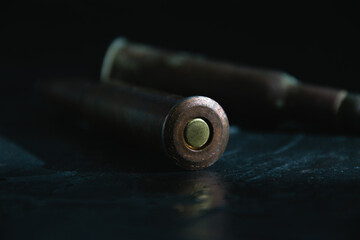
[164,96,229,169]
[43,80,229,170]
[100,38,299,123]
[100,37,355,129]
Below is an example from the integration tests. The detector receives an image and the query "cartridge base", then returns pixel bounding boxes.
[163,96,229,170]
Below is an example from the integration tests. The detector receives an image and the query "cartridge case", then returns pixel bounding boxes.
[43,80,229,170]
[101,38,348,128]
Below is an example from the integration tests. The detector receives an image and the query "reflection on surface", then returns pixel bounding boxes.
[174,171,226,217]
[174,171,229,240]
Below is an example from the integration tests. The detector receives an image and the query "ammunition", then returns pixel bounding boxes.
[101,38,359,130]
[43,80,229,170]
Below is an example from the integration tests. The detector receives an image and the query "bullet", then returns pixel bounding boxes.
[101,38,360,130]
[43,80,229,170]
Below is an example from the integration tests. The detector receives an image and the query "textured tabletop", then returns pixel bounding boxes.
[1,71,360,240]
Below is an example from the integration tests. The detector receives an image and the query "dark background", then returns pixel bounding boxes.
[1,1,360,240]
[1,1,359,89]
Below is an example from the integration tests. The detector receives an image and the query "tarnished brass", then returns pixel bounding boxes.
[184,118,210,149]
[101,37,360,131]
[43,80,229,170]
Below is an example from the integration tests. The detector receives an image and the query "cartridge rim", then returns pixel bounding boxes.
[100,37,128,82]
[163,96,229,170]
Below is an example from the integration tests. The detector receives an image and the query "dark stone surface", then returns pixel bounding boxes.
[1,70,360,240]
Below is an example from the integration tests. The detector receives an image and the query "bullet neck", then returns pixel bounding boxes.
[284,84,347,125]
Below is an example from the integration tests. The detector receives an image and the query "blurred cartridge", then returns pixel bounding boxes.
[101,38,360,130]
[43,79,229,170]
